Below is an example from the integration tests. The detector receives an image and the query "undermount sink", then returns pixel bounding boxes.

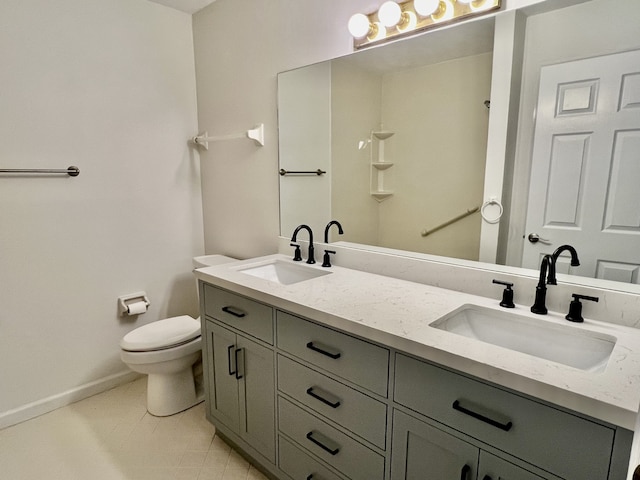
[236,259,331,285]
[430,305,616,373]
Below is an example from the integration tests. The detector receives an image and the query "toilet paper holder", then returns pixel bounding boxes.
[118,292,150,316]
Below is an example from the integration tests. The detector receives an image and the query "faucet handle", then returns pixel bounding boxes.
[565,293,599,323]
[322,250,336,268]
[492,279,515,308]
[290,243,302,262]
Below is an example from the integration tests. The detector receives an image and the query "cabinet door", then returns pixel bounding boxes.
[478,452,554,480]
[238,334,275,463]
[391,410,479,480]
[207,322,240,432]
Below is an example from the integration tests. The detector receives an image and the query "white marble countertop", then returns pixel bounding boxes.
[194,254,640,430]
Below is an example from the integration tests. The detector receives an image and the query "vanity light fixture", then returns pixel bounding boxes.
[348,0,501,49]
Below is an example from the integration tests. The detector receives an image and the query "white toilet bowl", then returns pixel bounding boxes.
[120,315,204,416]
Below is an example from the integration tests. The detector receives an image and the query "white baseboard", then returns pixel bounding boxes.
[0,370,141,430]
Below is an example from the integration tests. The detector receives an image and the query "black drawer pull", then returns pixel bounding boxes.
[452,400,513,432]
[306,341,341,359]
[234,348,244,379]
[306,431,340,455]
[461,464,471,480]
[227,345,236,376]
[306,387,341,409]
[482,476,493,480]
[222,306,246,318]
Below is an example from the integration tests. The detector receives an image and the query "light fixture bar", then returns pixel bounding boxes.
[348,0,501,49]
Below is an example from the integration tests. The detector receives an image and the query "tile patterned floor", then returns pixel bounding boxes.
[0,378,267,480]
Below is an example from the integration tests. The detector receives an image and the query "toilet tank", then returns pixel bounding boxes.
[192,254,236,269]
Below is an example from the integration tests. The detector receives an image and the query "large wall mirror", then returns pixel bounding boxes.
[278,0,640,292]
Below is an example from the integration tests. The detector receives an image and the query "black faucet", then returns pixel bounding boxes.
[324,220,344,243]
[531,245,580,315]
[291,225,315,264]
[531,254,555,315]
[547,244,580,285]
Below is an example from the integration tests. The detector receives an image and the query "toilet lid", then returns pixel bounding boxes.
[120,315,201,351]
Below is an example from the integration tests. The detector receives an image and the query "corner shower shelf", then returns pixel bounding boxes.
[370,130,395,202]
[372,162,394,170]
[373,130,394,140]
[371,191,394,201]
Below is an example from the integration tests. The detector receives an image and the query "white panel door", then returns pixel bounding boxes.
[522,49,640,283]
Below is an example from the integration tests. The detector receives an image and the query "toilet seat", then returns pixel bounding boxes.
[121,315,201,352]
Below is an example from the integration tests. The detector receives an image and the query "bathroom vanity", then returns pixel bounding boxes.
[195,254,640,480]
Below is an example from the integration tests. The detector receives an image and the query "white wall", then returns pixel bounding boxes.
[331,60,382,245]
[378,53,492,258]
[278,62,332,239]
[329,54,492,258]
[0,0,204,426]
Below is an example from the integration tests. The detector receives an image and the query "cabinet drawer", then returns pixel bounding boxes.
[279,435,344,480]
[276,311,389,396]
[278,397,385,480]
[278,355,387,449]
[203,285,273,344]
[394,354,614,480]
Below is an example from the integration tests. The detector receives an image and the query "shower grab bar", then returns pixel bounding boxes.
[421,206,479,237]
[0,166,80,177]
[279,168,326,176]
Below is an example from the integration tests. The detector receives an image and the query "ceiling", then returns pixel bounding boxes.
[146,0,216,14]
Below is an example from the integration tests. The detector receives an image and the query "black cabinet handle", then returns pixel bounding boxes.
[306,341,341,359]
[306,387,341,409]
[461,464,471,480]
[482,476,493,480]
[222,306,246,318]
[234,348,244,380]
[453,400,513,432]
[306,431,340,455]
[227,345,236,376]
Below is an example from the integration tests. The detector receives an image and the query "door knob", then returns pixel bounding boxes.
[527,233,551,245]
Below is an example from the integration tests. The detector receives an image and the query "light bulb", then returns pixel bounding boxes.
[397,11,417,32]
[378,1,402,28]
[413,0,440,16]
[348,13,372,39]
[469,0,493,11]
[370,22,386,41]
[432,0,454,21]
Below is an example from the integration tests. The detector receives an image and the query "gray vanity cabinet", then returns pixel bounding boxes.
[199,282,631,480]
[202,285,276,464]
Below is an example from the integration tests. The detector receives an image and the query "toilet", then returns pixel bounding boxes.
[120,254,236,416]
